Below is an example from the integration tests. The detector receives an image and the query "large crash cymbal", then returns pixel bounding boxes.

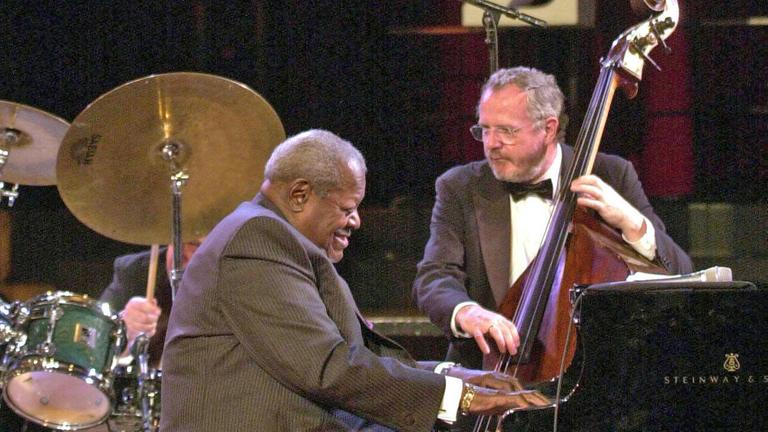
[0,101,69,185]
[56,72,285,245]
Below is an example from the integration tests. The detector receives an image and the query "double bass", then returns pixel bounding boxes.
[474,1,680,430]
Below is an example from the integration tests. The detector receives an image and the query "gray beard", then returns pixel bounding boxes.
[488,150,549,183]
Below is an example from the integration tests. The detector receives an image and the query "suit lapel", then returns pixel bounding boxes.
[473,164,511,306]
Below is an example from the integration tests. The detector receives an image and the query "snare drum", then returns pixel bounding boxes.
[1,291,125,430]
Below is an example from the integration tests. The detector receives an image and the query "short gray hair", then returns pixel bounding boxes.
[264,129,367,196]
[479,66,567,142]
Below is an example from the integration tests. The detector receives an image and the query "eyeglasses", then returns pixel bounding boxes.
[469,124,522,145]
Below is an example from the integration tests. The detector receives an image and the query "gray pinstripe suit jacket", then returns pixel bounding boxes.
[161,194,445,431]
[413,145,694,369]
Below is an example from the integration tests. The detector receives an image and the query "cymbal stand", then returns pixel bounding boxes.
[0,128,21,206]
[133,333,158,432]
[161,141,189,300]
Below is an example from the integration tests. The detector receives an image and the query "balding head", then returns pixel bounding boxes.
[261,129,366,262]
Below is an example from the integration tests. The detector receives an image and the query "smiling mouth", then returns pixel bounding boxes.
[333,233,349,248]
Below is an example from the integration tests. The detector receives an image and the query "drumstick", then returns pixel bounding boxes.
[146,244,160,301]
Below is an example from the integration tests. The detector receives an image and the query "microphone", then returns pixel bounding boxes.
[461,0,548,28]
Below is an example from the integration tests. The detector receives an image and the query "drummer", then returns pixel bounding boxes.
[99,238,205,368]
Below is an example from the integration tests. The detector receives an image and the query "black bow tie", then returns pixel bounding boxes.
[504,179,553,201]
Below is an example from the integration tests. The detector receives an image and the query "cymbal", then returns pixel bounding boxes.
[56,72,285,245]
[0,100,69,185]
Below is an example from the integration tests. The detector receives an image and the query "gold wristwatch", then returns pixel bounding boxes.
[459,383,476,416]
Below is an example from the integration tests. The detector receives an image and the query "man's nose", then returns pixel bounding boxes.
[348,210,361,230]
[484,131,503,149]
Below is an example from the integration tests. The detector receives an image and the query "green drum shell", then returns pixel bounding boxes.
[25,301,118,373]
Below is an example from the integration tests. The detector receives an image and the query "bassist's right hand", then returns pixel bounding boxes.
[455,304,519,355]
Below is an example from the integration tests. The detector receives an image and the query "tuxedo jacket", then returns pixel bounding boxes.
[100,248,172,368]
[161,194,445,432]
[413,145,694,369]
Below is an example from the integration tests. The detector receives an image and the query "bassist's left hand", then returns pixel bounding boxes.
[570,174,646,241]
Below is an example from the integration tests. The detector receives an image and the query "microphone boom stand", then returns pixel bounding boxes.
[459,0,547,75]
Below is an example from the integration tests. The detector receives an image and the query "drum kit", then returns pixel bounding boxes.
[0,72,285,431]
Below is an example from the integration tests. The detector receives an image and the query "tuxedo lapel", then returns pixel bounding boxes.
[557,144,575,193]
[473,165,511,306]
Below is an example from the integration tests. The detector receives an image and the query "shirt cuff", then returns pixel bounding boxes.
[622,216,657,261]
[450,301,479,338]
[434,362,455,375]
[437,375,464,423]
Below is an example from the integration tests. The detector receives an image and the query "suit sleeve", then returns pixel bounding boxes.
[218,217,445,432]
[412,172,476,336]
[99,253,151,311]
[603,158,694,274]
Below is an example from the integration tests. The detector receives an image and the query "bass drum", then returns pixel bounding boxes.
[82,365,161,432]
[2,291,125,430]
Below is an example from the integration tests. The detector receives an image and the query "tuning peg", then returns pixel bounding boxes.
[630,40,662,71]
[650,18,672,54]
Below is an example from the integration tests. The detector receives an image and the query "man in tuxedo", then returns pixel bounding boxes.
[160,129,546,431]
[413,66,694,370]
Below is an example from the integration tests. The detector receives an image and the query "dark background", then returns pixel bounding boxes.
[1,1,765,310]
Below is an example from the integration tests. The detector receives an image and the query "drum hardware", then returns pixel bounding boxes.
[1,300,24,345]
[0,128,20,204]
[37,305,63,356]
[135,333,159,432]
[94,364,161,432]
[1,300,29,368]
[0,181,19,206]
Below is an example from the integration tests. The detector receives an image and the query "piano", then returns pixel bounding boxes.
[513,280,768,431]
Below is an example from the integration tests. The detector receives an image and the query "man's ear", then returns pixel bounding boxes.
[287,179,312,212]
[544,116,559,142]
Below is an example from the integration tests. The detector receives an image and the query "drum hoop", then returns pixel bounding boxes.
[1,392,111,431]
[26,291,119,321]
[2,356,114,429]
[2,354,114,390]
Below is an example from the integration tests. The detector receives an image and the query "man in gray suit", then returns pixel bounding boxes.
[413,67,693,370]
[161,129,546,431]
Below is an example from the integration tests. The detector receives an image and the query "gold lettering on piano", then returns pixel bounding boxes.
[664,375,741,384]
[663,353,768,386]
